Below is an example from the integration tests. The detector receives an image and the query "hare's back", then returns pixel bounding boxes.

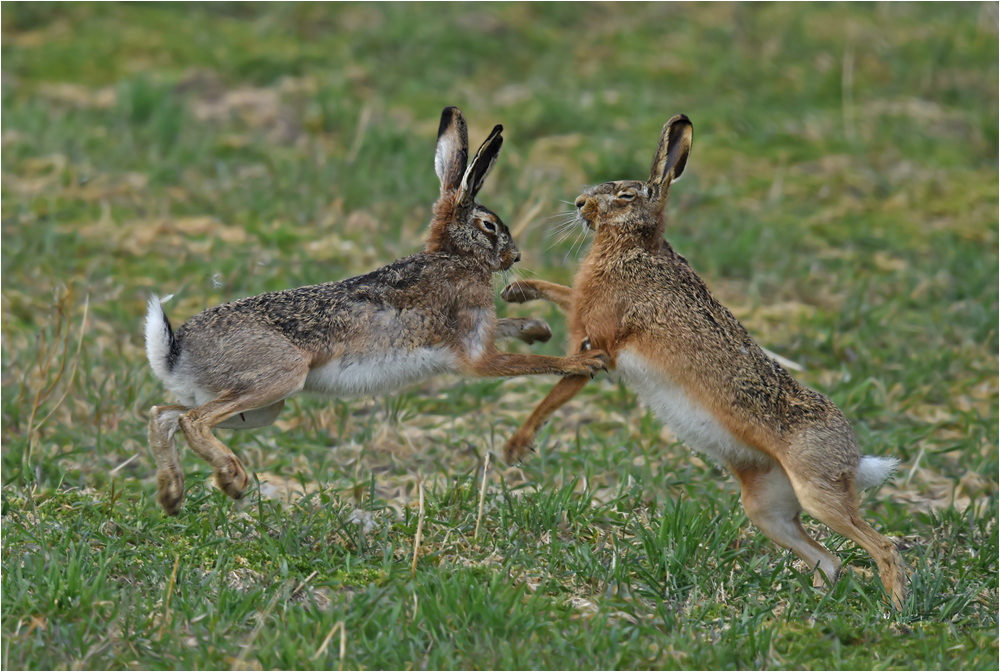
[620,251,855,459]
[627,250,783,396]
[611,249,796,459]
[176,253,453,351]
[170,252,485,400]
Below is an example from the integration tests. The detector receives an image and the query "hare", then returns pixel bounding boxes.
[145,106,606,515]
[501,115,907,608]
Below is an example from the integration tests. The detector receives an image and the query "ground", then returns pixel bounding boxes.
[1,3,997,670]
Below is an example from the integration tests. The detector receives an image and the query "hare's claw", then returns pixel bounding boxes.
[504,431,538,465]
[572,348,608,378]
[590,349,609,374]
[579,339,608,377]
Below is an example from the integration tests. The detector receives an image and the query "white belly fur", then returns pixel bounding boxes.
[304,347,457,398]
[615,350,770,468]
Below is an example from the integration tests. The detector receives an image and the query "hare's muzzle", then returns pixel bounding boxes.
[498,245,521,271]
[575,194,599,230]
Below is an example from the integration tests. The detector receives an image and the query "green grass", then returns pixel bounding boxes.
[2,2,997,670]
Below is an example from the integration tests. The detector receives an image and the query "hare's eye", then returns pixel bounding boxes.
[480,219,497,234]
[617,191,636,201]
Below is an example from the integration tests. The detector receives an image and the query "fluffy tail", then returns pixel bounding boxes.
[856,455,900,491]
[145,294,178,383]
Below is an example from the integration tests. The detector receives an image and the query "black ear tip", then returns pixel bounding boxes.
[668,114,692,131]
[439,106,463,139]
[665,114,693,146]
[485,124,503,145]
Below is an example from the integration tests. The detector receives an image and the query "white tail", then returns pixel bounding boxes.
[856,455,900,491]
[145,294,175,384]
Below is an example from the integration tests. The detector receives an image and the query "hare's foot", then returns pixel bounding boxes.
[149,404,188,515]
[566,349,608,378]
[503,431,537,465]
[501,280,541,303]
[213,455,250,500]
[513,317,552,344]
[157,467,186,515]
[812,567,838,590]
[494,317,553,344]
[501,280,574,311]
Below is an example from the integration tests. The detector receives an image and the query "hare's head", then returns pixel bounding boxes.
[575,114,692,240]
[426,107,519,272]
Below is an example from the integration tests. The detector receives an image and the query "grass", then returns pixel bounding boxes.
[2,2,997,670]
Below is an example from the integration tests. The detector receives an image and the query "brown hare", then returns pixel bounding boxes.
[145,106,606,515]
[501,115,907,608]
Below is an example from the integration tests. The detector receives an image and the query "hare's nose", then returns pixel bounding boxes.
[514,251,522,263]
[574,196,587,209]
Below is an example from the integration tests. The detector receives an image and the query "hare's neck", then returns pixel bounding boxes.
[592,227,660,258]
[454,257,499,303]
[429,251,495,280]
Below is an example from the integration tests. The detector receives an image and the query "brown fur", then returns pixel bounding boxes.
[501,115,907,608]
[145,107,606,515]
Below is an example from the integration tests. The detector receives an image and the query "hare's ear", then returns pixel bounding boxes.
[648,114,693,203]
[435,106,469,194]
[458,124,503,206]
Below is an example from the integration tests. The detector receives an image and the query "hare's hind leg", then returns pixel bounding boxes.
[733,464,842,589]
[149,404,189,515]
[177,364,308,506]
[784,467,907,609]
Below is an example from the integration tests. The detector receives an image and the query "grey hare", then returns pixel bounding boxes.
[145,106,606,515]
[501,115,907,608]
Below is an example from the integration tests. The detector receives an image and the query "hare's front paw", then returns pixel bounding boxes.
[503,432,536,465]
[501,281,541,303]
[517,318,552,344]
[567,349,608,377]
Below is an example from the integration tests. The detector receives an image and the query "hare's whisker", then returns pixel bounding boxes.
[545,226,577,245]
[544,215,579,237]
[547,228,577,252]
[568,227,589,262]
[543,209,576,221]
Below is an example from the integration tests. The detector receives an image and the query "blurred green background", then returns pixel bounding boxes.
[2,2,997,670]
